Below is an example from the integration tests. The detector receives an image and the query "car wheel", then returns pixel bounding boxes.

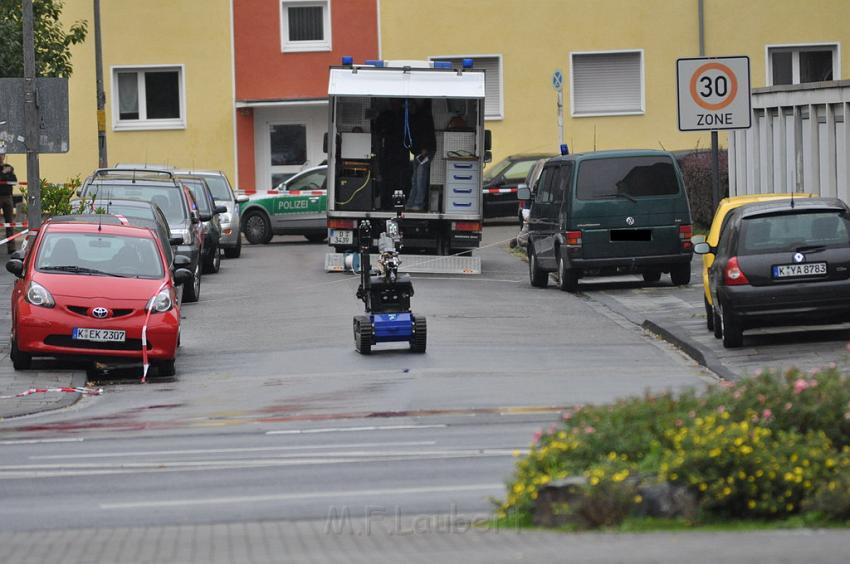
[183,262,201,303]
[528,248,548,288]
[670,263,691,286]
[643,271,662,283]
[158,359,176,377]
[243,211,271,245]
[10,338,31,370]
[203,245,221,274]
[704,295,714,332]
[720,304,743,348]
[304,233,327,243]
[557,254,579,293]
[224,237,242,259]
[354,315,372,355]
[713,305,723,339]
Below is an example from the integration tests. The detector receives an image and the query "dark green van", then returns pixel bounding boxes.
[522,150,693,292]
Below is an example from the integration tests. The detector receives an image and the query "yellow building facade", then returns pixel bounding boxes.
[380,0,850,164]
[15,0,236,186]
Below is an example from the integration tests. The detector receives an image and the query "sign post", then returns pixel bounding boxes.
[677,56,751,214]
[552,69,564,147]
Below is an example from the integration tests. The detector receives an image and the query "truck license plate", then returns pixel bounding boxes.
[72,328,126,342]
[772,262,827,278]
[330,229,353,246]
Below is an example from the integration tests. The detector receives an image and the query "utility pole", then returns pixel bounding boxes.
[699,0,721,214]
[94,0,108,168]
[22,0,41,228]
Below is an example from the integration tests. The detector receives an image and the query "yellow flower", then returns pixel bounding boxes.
[512,450,521,458]
[722,487,732,496]
[513,483,525,494]
[633,495,643,504]
[826,458,837,468]
[709,447,722,458]
[590,477,600,486]
[720,411,730,420]
[786,503,794,512]
[747,500,757,509]
[740,446,753,455]
[699,482,708,491]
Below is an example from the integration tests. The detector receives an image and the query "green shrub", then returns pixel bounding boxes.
[677,150,728,230]
[499,368,850,527]
[20,176,83,218]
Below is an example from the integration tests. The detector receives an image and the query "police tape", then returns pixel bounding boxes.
[484,187,518,194]
[0,386,103,400]
[140,280,168,384]
[0,223,28,228]
[0,229,28,247]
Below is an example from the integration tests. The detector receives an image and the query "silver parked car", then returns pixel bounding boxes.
[174,169,248,258]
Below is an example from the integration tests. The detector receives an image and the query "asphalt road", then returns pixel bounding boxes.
[0,224,727,560]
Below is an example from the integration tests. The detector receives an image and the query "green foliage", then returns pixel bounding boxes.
[499,368,850,528]
[0,0,88,78]
[20,175,83,217]
[677,150,729,230]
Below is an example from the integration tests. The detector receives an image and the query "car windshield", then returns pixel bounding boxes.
[200,175,233,201]
[285,169,326,191]
[182,181,212,214]
[84,182,187,225]
[739,211,850,254]
[577,156,680,200]
[482,158,514,182]
[36,232,164,279]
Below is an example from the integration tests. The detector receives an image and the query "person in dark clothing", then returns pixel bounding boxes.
[0,153,18,253]
[373,98,411,209]
[405,99,436,211]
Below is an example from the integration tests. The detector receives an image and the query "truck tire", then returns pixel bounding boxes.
[670,263,691,286]
[410,316,427,353]
[643,271,662,283]
[354,315,372,355]
[557,255,579,293]
[528,249,548,288]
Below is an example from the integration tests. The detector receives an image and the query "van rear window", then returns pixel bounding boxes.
[577,156,679,200]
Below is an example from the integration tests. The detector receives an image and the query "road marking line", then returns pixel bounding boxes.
[29,441,436,460]
[99,483,504,510]
[0,438,84,445]
[266,424,447,435]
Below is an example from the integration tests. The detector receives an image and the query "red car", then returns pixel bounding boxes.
[6,219,192,376]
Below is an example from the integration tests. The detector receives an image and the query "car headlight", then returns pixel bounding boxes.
[219,212,232,225]
[147,289,172,313]
[26,281,55,308]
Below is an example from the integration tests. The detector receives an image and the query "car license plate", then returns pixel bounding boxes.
[72,328,126,342]
[772,262,827,278]
[330,229,353,246]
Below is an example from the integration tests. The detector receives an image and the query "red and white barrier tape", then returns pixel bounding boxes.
[0,222,29,228]
[287,190,325,196]
[0,229,28,247]
[484,187,518,194]
[140,280,168,383]
[0,386,103,400]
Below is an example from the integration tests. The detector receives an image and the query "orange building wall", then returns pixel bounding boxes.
[234,0,379,101]
[235,110,256,191]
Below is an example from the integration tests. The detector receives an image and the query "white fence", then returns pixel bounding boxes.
[728,80,850,201]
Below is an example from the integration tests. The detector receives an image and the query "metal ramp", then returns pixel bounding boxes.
[325,252,481,275]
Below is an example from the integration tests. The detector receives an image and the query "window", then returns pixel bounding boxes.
[576,156,679,200]
[270,124,307,166]
[286,169,327,191]
[768,44,838,86]
[431,56,503,119]
[281,1,331,52]
[112,66,185,130]
[534,168,554,204]
[570,50,644,116]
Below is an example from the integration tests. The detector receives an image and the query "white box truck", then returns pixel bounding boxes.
[324,59,490,274]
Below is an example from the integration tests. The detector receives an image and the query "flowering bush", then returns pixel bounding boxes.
[498,368,850,527]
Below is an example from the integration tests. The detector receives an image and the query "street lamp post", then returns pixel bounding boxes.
[94,0,108,168]
[22,0,41,228]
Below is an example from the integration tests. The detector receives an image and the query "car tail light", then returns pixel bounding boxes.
[565,230,582,246]
[328,218,357,229]
[451,222,481,232]
[723,256,750,286]
[679,224,693,251]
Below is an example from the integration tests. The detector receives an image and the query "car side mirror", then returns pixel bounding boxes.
[214,205,228,215]
[693,242,714,255]
[5,259,23,277]
[517,184,530,200]
[9,250,24,261]
[173,268,193,286]
[236,195,249,204]
[169,236,184,246]
[484,129,492,151]
[174,254,191,268]
[199,213,213,222]
[191,213,200,224]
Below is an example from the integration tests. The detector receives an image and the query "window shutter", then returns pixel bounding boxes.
[572,52,642,115]
[433,56,502,119]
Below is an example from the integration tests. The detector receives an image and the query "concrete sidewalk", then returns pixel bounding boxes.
[0,270,85,420]
[580,256,850,380]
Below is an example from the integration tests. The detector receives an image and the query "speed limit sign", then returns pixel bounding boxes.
[677,56,751,131]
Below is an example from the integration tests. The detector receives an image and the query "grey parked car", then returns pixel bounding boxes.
[174,170,247,258]
[177,175,225,274]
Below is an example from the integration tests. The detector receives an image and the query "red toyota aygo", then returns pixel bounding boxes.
[6,219,193,376]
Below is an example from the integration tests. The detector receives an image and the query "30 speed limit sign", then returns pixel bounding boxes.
[677,56,751,131]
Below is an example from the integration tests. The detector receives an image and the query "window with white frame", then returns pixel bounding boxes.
[112,66,185,130]
[430,56,503,119]
[768,44,838,86]
[280,1,331,52]
[571,51,644,116]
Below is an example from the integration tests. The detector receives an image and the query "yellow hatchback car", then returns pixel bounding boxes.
[702,193,813,336]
